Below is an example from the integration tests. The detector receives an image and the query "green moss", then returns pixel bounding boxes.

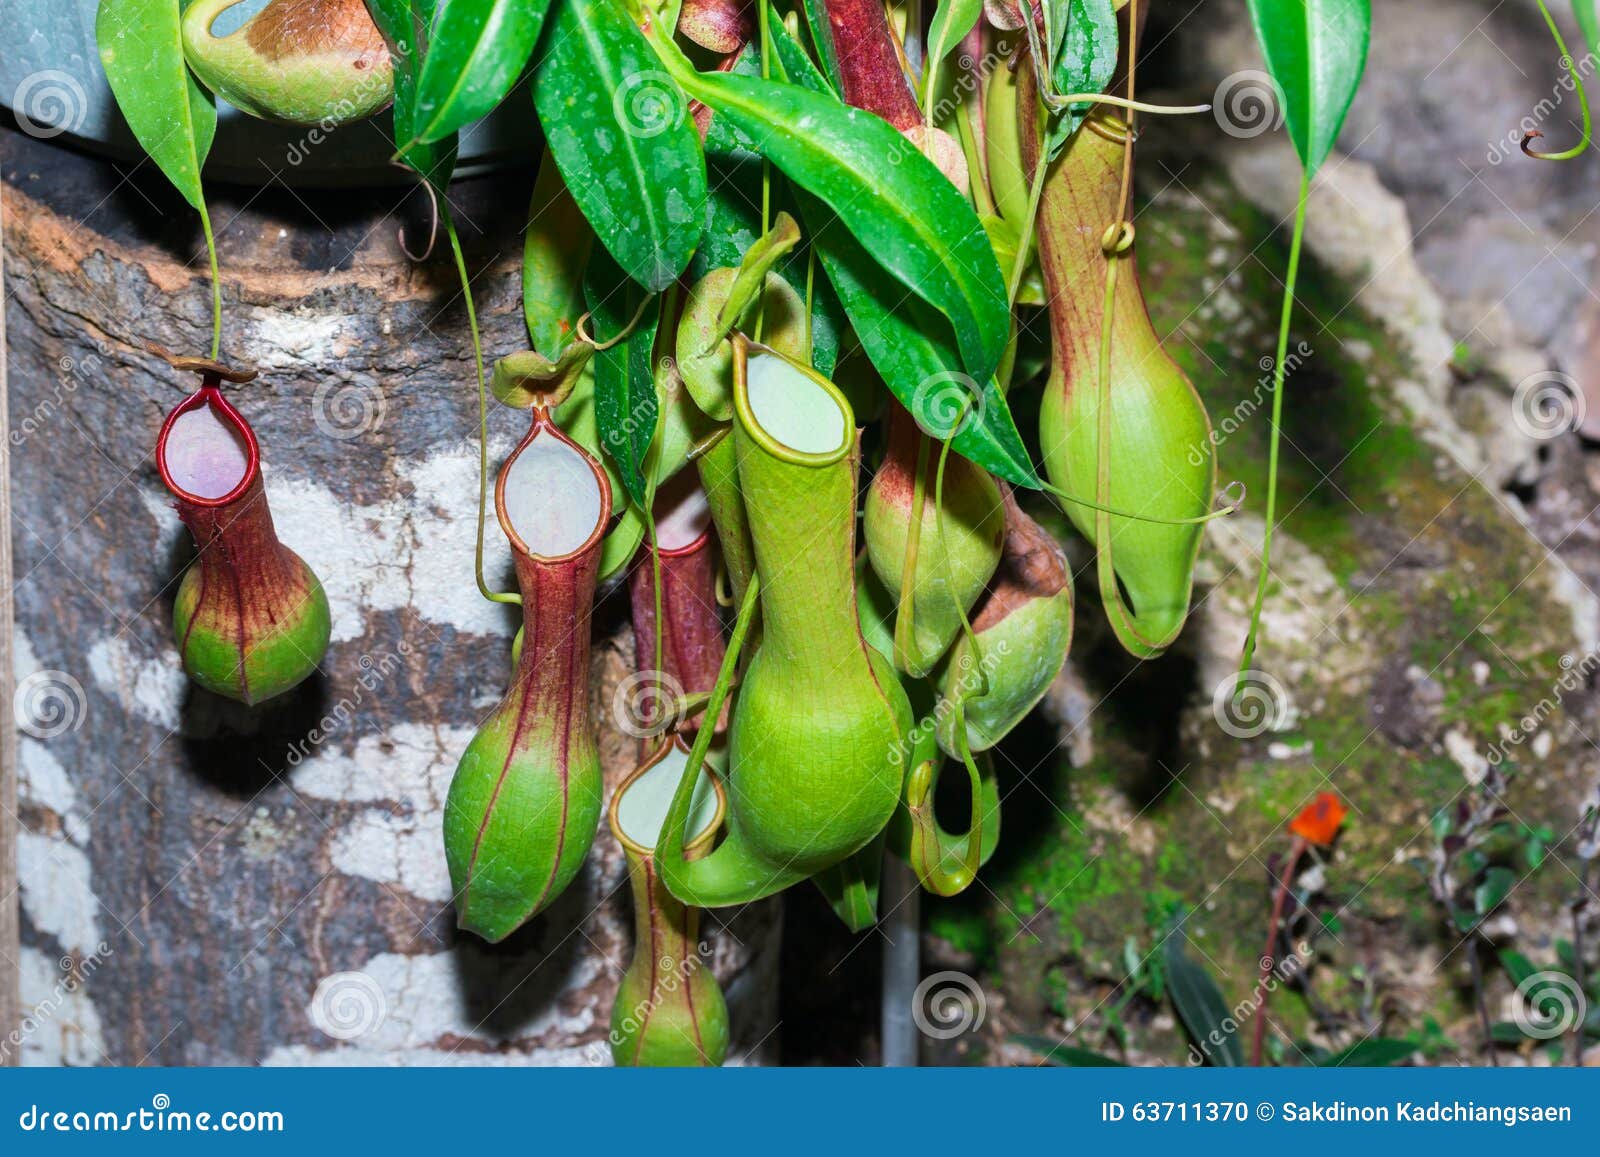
[942,151,1589,1062]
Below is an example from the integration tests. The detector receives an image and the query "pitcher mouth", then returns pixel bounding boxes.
[609,735,726,859]
[495,411,613,563]
[731,334,854,467]
[156,385,261,508]
[650,470,713,559]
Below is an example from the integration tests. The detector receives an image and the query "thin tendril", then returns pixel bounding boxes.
[199,198,222,360]
[1239,171,1309,676]
[397,181,441,261]
[1044,93,1209,115]
[1522,0,1592,161]
[1043,479,1243,525]
[446,208,521,608]
[574,294,657,350]
[666,573,763,860]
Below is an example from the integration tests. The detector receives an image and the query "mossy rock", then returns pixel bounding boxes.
[940,145,1597,1067]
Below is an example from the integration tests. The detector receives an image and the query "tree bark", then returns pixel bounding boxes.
[0,125,779,1066]
[1,184,21,1067]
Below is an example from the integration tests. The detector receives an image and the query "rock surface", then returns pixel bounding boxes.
[927,100,1600,1065]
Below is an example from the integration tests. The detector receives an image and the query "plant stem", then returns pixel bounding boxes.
[447,208,520,608]
[1465,932,1498,1067]
[1571,866,1590,1067]
[1006,156,1048,308]
[1251,836,1307,1066]
[1239,171,1309,677]
[199,199,222,360]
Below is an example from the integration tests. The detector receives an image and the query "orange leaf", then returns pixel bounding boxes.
[1289,792,1347,847]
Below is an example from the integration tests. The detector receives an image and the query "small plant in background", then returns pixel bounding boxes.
[1250,791,1347,1064]
[1417,760,1572,1064]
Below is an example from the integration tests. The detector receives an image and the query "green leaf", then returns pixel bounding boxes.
[533,0,707,291]
[1010,1035,1127,1067]
[674,68,1009,384]
[1244,0,1371,177]
[1474,865,1517,915]
[367,0,460,193]
[1317,1038,1415,1067]
[409,0,550,146]
[1578,0,1599,64]
[923,0,983,112]
[1044,0,1118,160]
[1164,929,1245,1067]
[1497,948,1538,988]
[96,0,216,213]
[794,0,844,93]
[813,219,1037,486]
[524,147,594,358]
[760,27,1039,486]
[585,251,660,506]
[715,212,801,341]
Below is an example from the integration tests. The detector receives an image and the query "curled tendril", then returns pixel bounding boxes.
[1100,221,1136,254]
[1521,1,1591,162]
[397,179,441,261]
[573,293,658,351]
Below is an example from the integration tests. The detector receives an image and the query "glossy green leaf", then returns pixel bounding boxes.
[923,0,983,113]
[766,22,1039,487]
[533,0,707,291]
[1044,0,1118,160]
[409,0,550,146]
[96,0,216,213]
[674,66,1010,385]
[795,0,844,93]
[585,250,660,506]
[1245,0,1371,177]
[367,0,459,193]
[524,147,594,358]
[1164,930,1245,1067]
